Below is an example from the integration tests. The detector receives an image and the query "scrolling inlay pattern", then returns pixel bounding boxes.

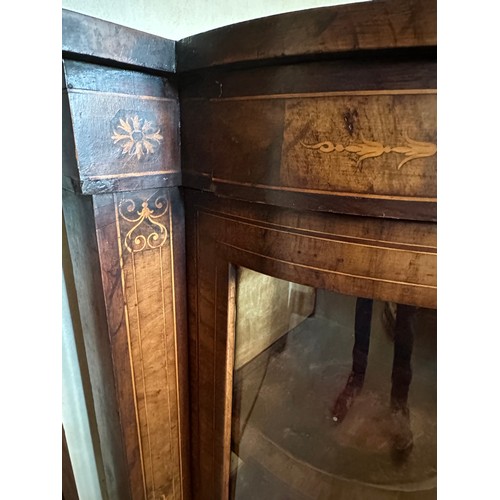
[112,115,163,160]
[118,195,169,253]
[301,131,437,170]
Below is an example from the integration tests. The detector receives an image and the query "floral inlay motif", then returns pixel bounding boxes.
[112,115,163,160]
[301,131,436,170]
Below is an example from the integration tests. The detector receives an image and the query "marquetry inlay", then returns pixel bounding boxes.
[118,195,169,253]
[112,114,164,160]
[301,131,437,170]
[113,188,182,499]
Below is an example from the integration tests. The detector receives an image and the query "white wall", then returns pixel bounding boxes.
[62,274,103,500]
[62,0,365,41]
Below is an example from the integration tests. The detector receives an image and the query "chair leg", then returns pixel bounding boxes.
[390,304,416,456]
[331,298,373,422]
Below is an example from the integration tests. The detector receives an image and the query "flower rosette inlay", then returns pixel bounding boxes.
[118,195,169,253]
[112,115,163,160]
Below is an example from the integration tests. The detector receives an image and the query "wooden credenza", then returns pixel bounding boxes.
[62,1,436,498]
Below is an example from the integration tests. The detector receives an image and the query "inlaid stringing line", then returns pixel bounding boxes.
[114,197,148,500]
[159,245,176,499]
[131,251,157,498]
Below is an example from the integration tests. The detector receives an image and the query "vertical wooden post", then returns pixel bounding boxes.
[62,15,189,499]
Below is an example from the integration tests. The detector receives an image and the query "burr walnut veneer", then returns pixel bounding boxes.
[62,1,436,498]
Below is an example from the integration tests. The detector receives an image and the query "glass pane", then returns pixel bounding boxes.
[230,267,437,500]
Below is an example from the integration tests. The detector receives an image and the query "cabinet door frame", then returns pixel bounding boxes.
[185,189,436,499]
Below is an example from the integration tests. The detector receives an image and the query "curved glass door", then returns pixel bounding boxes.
[230,267,437,500]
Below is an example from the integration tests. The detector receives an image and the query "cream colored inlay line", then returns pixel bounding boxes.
[159,245,176,499]
[131,251,157,498]
[68,88,176,102]
[222,242,436,289]
[86,170,178,181]
[202,89,437,102]
[209,212,436,255]
[204,210,436,252]
[212,177,437,203]
[114,198,148,500]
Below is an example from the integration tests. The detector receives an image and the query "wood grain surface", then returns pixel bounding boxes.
[178,0,437,222]
[92,187,190,500]
[179,52,437,99]
[282,93,436,196]
[63,60,181,195]
[182,91,436,220]
[177,0,436,71]
[62,8,176,73]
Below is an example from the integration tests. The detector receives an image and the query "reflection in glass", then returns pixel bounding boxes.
[230,267,436,500]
